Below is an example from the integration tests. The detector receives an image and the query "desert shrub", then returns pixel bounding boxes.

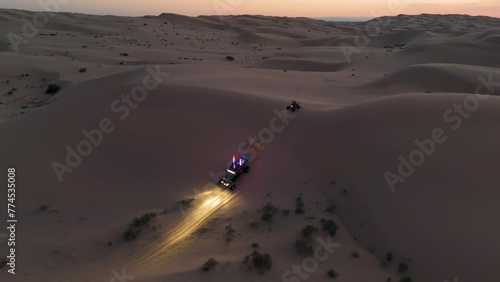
[324,204,337,213]
[385,252,393,262]
[327,268,338,278]
[249,251,272,275]
[225,55,235,61]
[261,202,279,222]
[296,196,304,208]
[352,251,359,258]
[249,220,260,228]
[281,209,290,216]
[295,207,305,214]
[202,258,218,272]
[123,227,140,241]
[133,212,157,228]
[120,53,129,56]
[398,262,409,273]
[225,224,235,242]
[180,198,195,207]
[251,242,259,248]
[320,219,338,237]
[6,88,16,95]
[123,212,157,241]
[0,258,7,269]
[301,225,317,238]
[79,68,87,73]
[45,84,60,94]
[295,196,305,214]
[295,238,314,255]
[296,225,318,255]
[400,277,412,282]
[39,204,49,211]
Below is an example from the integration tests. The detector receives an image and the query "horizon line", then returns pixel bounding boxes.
[0,7,498,20]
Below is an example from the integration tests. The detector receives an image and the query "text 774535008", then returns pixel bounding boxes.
[7,167,17,275]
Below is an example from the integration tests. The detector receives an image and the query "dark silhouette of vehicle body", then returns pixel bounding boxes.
[287,100,301,112]
[218,154,250,190]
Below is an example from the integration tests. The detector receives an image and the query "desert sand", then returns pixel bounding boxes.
[0,9,500,282]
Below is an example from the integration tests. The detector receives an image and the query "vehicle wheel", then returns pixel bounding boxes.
[244,166,249,173]
[230,184,236,190]
[297,105,301,109]
[292,108,295,112]
[286,106,290,109]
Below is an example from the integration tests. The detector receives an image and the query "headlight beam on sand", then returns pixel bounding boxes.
[156,188,235,252]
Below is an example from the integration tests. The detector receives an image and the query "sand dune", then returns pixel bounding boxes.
[0,9,499,282]
[235,31,299,46]
[479,34,500,44]
[294,93,500,281]
[366,63,500,94]
[368,30,440,47]
[357,41,500,76]
[367,14,500,32]
[255,47,349,72]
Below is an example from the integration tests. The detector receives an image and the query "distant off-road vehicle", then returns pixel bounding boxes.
[218,155,250,190]
[287,100,301,112]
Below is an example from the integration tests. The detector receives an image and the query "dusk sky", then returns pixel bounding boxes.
[1,0,499,18]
